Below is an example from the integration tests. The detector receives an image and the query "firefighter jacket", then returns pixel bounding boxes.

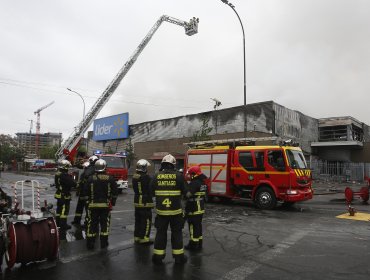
[185,173,208,216]
[54,170,76,200]
[132,172,154,208]
[85,172,118,209]
[0,188,12,213]
[151,169,186,216]
[77,166,94,200]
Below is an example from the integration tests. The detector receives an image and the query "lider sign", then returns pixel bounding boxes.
[93,113,129,141]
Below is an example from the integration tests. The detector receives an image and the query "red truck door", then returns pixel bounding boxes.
[264,149,290,195]
[187,149,229,197]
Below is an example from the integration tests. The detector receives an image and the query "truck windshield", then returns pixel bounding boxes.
[286,150,307,169]
[100,156,126,168]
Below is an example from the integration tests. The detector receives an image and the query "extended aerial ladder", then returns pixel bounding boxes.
[55,15,199,163]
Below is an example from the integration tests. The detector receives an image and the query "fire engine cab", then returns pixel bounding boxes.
[185,138,313,209]
[95,151,129,193]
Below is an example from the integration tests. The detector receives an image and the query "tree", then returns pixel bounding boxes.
[0,134,25,163]
[190,115,213,142]
[39,145,59,159]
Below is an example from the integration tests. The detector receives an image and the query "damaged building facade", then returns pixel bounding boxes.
[86,100,370,181]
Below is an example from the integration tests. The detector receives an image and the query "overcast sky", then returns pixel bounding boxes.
[1,0,370,140]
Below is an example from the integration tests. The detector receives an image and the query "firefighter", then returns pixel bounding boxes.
[85,159,118,250]
[0,187,12,213]
[54,159,76,237]
[72,155,98,227]
[151,154,187,265]
[0,187,11,269]
[184,165,208,251]
[133,159,154,245]
[71,161,90,227]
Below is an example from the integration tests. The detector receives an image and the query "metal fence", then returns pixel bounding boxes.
[309,160,370,182]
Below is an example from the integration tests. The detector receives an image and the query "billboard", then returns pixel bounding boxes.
[93,113,129,141]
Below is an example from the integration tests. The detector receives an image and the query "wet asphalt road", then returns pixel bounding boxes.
[0,172,369,280]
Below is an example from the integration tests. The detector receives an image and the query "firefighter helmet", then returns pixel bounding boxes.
[161,154,176,165]
[94,159,107,172]
[82,161,90,169]
[59,159,71,171]
[187,165,202,176]
[136,159,151,172]
[89,155,99,164]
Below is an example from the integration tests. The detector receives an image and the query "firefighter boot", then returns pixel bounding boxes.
[152,254,164,265]
[59,230,67,241]
[174,254,188,264]
[198,239,203,250]
[71,218,81,226]
[100,236,109,249]
[60,219,71,230]
[184,241,198,251]
[86,238,95,250]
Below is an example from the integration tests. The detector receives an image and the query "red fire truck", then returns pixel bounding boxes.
[95,151,129,193]
[185,139,313,209]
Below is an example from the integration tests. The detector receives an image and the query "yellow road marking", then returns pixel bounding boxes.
[336,212,370,221]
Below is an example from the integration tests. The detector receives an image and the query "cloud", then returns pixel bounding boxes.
[1,0,370,139]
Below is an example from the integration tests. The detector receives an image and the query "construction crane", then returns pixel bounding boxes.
[55,15,199,163]
[34,101,54,157]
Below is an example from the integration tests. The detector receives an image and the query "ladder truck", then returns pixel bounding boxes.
[55,15,199,163]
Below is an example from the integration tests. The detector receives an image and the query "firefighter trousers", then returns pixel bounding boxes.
[134,207,152,243]
[56,198,70,229]
[153,214,184,259]
[187,214,203,246]
[73,197,88,224]
[86,208,111,249]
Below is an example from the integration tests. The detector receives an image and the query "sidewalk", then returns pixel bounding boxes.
[312,179,368,195]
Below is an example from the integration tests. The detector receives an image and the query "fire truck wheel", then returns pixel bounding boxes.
[255,187,277,210]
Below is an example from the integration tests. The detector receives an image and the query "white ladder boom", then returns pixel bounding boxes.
[56,15,199,161]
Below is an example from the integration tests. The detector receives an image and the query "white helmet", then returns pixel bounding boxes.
[136,159,151,172]
[59,159,71,170]
[82,161,90,169]
[89,155,99,164]
[161,154,176,165]
[94,159,107,172]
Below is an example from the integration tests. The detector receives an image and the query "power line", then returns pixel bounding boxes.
[0,77,239,107]
[0,79,213,109]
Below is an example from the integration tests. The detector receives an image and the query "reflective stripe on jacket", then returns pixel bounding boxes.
[54,170,76,200]
[151,169,186,215]
[86,173,118,209]
[132,172,154,208]
[185,174,208,215]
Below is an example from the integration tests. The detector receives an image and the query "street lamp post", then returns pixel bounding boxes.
[67,88,86,120]
[67,88,87,156]
[220,0,247,138]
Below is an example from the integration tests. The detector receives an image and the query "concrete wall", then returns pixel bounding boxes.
[86,101,319,165]
[129,101,275,143]
[273,103,318,153]
[317,148,351,162]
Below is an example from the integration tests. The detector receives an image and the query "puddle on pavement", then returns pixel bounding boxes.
[62,227,86,242]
